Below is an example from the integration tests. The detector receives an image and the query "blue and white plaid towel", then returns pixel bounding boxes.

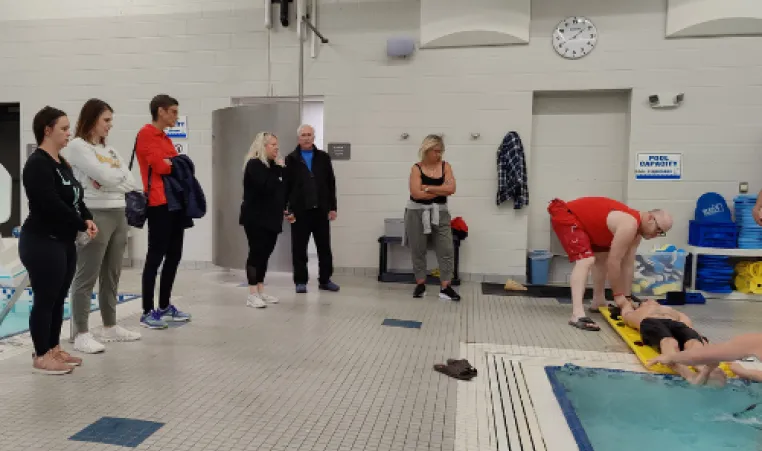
[496,131,529,209]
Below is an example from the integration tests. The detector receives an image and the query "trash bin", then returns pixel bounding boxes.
[528,250,553,285]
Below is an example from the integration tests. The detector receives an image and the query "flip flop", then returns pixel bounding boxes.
[568,317,600,331]
[434,363,476,381]
[446,359,478,376]
[588,304,606,313]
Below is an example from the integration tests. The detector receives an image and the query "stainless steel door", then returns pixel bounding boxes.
[212,102,300,271]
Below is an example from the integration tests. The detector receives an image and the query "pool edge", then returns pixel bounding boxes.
[545,365,595,451]
[0,294,140,340]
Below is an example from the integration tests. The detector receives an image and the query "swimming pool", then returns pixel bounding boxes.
[0,288,139,339]
[546,364,762,451]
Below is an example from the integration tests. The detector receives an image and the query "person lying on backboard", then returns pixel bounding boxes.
[615,298,726,386]
[648,332,762,382]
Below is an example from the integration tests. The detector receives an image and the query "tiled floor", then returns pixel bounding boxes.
[0,266,760,451]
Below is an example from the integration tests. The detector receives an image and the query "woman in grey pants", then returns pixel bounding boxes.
[62,98,142,354]
[405,134,461,301]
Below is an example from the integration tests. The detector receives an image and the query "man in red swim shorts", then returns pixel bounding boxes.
[547,197,673,331]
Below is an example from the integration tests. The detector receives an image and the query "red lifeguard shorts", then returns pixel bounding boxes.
[547,198,608,262]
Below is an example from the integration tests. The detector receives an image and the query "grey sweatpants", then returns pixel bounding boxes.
[70,208,128,334]
[404,208,454,282]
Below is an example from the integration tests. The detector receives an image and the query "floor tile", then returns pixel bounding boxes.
[0,266,758,450]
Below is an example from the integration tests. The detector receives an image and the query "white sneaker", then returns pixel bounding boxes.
[99,325,142,343]
[73,332,106,354]
[246,294,266,309]
[259,293,279,304]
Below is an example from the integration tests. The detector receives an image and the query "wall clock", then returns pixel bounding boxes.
[553,16,598,60]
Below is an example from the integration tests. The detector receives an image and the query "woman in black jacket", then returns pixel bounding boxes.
[21,106,98,375]
[240,132,294,308]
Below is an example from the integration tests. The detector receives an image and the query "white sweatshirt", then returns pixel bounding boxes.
[61,137,139,209]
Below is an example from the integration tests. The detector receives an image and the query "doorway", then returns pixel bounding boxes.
[0,103,21,237]
[528,90,631,283]
[232,96,325,263]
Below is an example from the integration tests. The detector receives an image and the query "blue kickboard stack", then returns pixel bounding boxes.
[690,193,736,293]
[734,195,762,249]
[688,192,737,248]
[695,255,734,293]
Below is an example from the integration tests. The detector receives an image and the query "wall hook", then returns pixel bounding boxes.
[470,132,480,140]
[400,132,409,140]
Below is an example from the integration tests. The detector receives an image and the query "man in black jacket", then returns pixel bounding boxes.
[284,124,340,293]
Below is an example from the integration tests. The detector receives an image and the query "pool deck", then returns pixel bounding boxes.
[0,266,760,451]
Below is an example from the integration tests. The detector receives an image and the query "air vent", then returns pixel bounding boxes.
[486,355,547,450]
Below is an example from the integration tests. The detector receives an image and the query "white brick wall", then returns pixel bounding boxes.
[1,0,761,277]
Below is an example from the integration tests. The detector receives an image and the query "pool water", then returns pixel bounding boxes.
[0,288,139,339]
[546,364,762,451]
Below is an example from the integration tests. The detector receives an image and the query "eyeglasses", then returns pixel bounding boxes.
[653,217,666,237]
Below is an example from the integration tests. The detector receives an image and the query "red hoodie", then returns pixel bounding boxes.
[135,124,177,206]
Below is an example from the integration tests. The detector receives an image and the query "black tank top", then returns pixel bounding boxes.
[410,162,447,205]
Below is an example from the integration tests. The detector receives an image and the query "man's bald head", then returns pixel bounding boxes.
[640,208,673,239]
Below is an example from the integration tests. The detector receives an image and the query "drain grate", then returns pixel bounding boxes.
[486,355,547,451]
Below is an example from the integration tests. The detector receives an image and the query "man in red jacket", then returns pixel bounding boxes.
[547,197,673,331]
[135,94,192,330]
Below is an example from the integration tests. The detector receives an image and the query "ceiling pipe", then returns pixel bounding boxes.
[310,0,317,58]
[279,0,290,26]
[296,0,305,40]
[298,15,328,122]
[264,0,272,29]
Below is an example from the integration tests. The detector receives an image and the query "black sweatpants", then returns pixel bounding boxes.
[142,205,185,314]
[18,231,77,357]
[243,224,279,285]
[290,209,333,285]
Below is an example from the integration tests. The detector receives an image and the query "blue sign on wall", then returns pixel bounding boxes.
[635,153,682,180]
[164,116,187,139]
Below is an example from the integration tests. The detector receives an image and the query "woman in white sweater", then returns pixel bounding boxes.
[62,98,142,353]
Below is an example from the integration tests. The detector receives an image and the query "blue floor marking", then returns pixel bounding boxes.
[382,318,422,329]
[69,417,164,448]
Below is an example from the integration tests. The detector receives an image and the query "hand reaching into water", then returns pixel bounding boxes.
[647,354,674,367]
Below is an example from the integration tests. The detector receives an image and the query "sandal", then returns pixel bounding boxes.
[568,317,600,331]
[434,362,477,381]
[446,359,478,377]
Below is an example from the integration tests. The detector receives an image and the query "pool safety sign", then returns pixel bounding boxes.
[172,141,189,155]
[165,116,188,139]
[635,153,682,180]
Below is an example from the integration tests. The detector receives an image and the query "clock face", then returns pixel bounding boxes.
[553,16,597,60]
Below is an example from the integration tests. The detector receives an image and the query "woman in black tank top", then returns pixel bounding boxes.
[410,162,447,205]
[405,134,460,301]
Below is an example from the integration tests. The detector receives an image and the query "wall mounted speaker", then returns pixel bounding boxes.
[387,37,416,58]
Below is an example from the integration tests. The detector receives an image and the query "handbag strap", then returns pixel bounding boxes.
[128,135,152,196]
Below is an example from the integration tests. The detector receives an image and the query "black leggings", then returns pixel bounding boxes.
[18,231,76,357]
[244,224,279,285]
[142,205,185,314]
